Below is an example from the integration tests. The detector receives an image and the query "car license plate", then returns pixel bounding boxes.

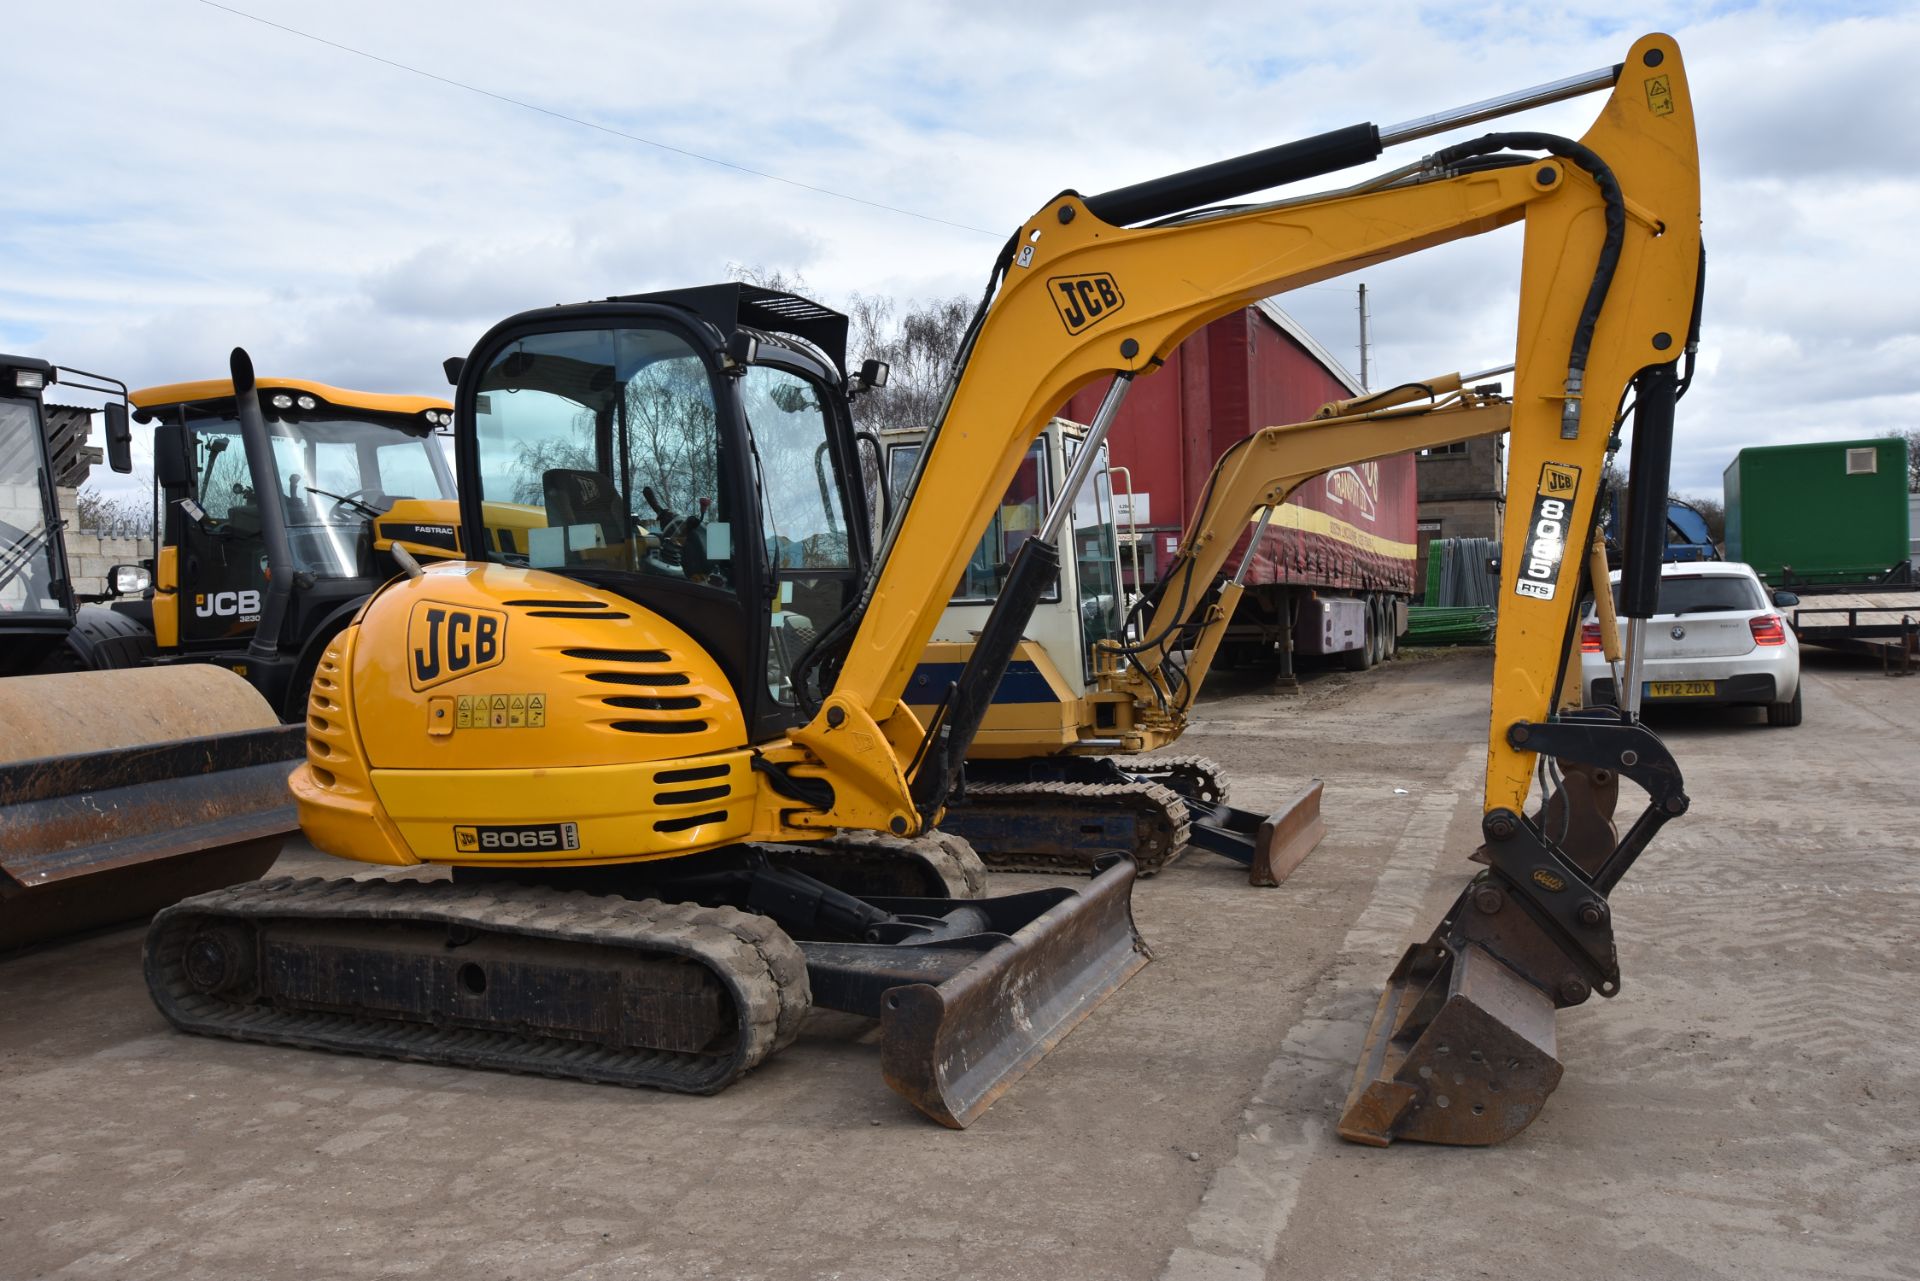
[1645,680,1716,698]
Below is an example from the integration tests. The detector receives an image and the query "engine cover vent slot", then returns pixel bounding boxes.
[612,719,709,735]
[654,810,727,833]
[603,695,702,712]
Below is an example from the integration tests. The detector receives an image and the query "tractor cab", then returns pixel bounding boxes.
[0,357,72,671]
[0,355,139,675]
[136,376,458,711]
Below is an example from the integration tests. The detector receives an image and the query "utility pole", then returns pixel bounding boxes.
[1357,282,1371,391]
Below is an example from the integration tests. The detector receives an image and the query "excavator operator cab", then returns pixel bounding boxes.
[455,284,874,736]
[888,417,1135,748]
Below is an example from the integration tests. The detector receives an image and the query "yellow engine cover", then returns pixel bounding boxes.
[293,562,757,868]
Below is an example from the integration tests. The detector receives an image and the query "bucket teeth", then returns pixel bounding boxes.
[1339,941,1564,1146]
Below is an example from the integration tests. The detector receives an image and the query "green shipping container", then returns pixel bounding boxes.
[1723,438,1912,584]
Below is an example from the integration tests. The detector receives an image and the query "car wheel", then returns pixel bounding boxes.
[1766,682,1803,727]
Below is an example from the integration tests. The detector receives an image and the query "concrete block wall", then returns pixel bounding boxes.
[57,488,148,598]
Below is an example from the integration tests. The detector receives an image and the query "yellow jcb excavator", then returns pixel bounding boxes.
[147,34,1702,1143]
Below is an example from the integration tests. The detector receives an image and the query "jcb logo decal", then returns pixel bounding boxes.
[1515,462,1581,602]
[1048,273,1125,334]
[196,590,262,620]
[408,600,506,690]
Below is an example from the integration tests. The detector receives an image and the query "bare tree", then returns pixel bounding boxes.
[74,487,151,537]
[1674,493,1726,543]
[844,292,972,433]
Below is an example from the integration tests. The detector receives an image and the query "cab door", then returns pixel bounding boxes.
[175,420,269,646]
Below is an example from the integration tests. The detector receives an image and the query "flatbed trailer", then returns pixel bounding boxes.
[1782,570,1920,665]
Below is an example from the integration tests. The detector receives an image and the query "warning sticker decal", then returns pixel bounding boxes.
[1515,462,1581,601]
[1644,75,1674,116]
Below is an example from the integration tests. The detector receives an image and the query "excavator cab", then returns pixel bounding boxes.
[888,419,1132,754]
[457,285,872,734]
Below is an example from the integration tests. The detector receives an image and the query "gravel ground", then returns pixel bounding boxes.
[2,647,1914,1280]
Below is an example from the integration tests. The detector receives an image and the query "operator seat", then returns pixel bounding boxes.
[542,468,629,553]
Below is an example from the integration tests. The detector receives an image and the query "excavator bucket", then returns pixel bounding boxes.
[0,667,303,950]
[803,854,1150,1127]
[1339,715,1689,1145]
[1338,940,1563,1146]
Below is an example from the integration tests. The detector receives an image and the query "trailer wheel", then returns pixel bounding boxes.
[1343,599,1374,672]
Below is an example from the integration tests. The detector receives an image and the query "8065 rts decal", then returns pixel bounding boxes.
[1515,462,1581,601]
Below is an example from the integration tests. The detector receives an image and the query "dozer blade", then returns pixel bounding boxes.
[802,855,1149,1127]
[0,725,304,950]
[1338,940,1563,1146]
[1186,780,1326,886]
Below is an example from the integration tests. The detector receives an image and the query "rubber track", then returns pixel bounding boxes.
[799,830,990,899]
[146,876,810,1094]
[1126,754,1231,807]
[953,780,1192,876]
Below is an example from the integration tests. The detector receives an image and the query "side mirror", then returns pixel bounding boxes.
[1772,590,1800,607]
[153,422,191,488]
[723,331,759,374]
[104,402,134,474]
[109,564,152,597]
[443,356,465,386]
[852,358,891,394]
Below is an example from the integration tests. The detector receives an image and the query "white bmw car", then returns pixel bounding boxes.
[1580,561,1802,726]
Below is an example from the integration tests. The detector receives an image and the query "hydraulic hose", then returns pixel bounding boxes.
[1425,132,1625,441]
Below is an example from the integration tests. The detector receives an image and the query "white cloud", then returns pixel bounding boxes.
[5,0,1915,504]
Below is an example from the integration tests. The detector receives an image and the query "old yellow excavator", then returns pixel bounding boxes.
[889,373,1515,886]
[147,33,1702,1142]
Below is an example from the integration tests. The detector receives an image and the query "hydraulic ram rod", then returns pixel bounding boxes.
[1085,65,1620,226]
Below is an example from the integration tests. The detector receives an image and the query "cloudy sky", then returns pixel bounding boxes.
[4,0,1913,500]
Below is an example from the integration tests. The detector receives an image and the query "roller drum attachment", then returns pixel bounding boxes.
[0,668,301,951]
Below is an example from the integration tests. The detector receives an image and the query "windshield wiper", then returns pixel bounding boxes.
[304,485,382,518]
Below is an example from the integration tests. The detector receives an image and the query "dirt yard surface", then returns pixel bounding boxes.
[3,649,1915,1280]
